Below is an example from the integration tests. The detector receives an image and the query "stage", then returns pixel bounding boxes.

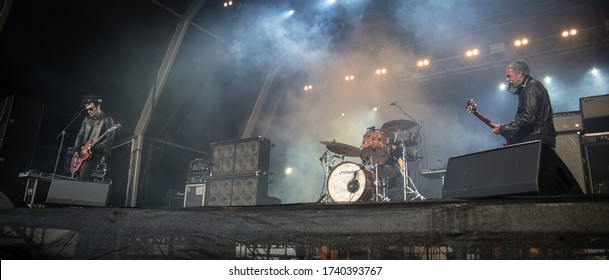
[1,195,608,260]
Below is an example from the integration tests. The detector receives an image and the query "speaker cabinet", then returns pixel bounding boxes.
[184,183,206,207]
[580,94,609,133]
[555,133,588,194]
[209,137,271,177]
[553,111,582,133]
[205,175,268,206]
[443,141,581,198]
[583,135,609,194]
[46,179,111,207]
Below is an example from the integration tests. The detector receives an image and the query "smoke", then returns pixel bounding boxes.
[212,1,607,204]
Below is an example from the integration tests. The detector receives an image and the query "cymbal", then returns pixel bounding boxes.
[381,119,416,132]
[320,141,361,157]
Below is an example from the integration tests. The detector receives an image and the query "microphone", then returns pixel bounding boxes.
[390,101,398,106]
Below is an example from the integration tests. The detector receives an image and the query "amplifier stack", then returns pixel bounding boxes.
[183,158,210,207]
[580,94,609,194]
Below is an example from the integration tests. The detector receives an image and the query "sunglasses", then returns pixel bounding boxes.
[86,106,96,111]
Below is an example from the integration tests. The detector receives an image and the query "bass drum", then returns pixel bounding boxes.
[327,162,375,203]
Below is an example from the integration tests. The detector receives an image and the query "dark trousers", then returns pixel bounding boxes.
[77,154,104,181]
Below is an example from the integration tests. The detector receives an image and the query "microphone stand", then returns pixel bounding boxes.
[391,102,425,201]
[52,107,86,179]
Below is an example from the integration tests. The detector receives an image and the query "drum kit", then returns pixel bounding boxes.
[318,119,425,204]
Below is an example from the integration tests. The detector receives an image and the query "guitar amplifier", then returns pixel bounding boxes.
[553,111,583,133]
[580,94,609,133]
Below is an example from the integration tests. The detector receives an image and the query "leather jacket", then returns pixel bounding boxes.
[73,111,116,155]
[499,76,557,147]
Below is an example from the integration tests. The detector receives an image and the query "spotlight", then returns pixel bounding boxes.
[328,0,336,3]
[591,68,599,76]
[373,107,378,112]
[570,29,577,35]
[304,85,313,91]
[223,1,233,7]
[465,49,479,57]
[562,31,569,37]
[499,83,506,90]
[288,10,295,16]
[544,76,551,83]
[341,113,345,117]
[285,167,293,175]
[417,59,430,67]
[514,38,529,47]
[375,68,387,75]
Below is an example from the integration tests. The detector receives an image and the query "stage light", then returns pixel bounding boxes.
[465,49,479,57]
[285,167,293,175]
[223,1,233,7]
[288,10,295,16]
[514,38,528,47]
[562,29,578,38]
[375,68,387,75]
[304,85,313,91]
[591,68,599,76]
[345,75,355,81]
[544,76,551,83]
[417,59,430,67]
[328,0,336,3]
[341,113,345,117]
[373,107,378,112]
[499,83,506,90]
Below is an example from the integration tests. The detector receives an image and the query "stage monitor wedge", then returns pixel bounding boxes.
[443,141,581,198]
[47,179,111,207]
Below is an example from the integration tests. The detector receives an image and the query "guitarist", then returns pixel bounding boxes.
[491,61,557,148]
[73,95,116,181]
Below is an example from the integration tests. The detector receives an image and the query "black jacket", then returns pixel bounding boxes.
[73,111,116,155]
[499,76,556,147]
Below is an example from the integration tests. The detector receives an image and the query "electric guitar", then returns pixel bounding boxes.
[70,123,121,174]
[465,99,517,145]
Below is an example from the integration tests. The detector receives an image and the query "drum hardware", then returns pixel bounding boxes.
[388,103,426,202]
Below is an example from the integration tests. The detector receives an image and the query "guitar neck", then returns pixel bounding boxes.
[474,112,494,128]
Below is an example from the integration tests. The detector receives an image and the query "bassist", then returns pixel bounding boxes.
[73,95,116,181]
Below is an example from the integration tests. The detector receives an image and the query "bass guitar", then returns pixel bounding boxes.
[70,123,121,174]
[465,99,517,145]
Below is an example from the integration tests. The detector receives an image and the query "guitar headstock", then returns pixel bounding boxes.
[110,123,122,132]
[466,99,477,115]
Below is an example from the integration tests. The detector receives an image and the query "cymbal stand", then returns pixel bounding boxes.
[397,129,426,201]
[316,150,332,204]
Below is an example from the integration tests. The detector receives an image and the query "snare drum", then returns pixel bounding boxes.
[360,129,390,164]
[327,162,375,203]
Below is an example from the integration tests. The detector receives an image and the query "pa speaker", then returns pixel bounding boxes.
[209,137,271,177]
[205,175,269,206]
[555,133,588,194]
[46,179,111,207]
[443,141,581,198]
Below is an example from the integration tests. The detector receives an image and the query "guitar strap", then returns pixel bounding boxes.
[91,119,103,143]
